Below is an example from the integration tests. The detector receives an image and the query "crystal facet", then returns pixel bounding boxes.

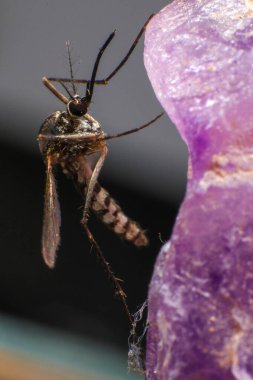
[144,1,253,379]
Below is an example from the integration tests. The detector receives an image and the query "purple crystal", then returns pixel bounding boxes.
[144,1,253,379]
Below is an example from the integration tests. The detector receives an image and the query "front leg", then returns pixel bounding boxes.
[81,146,108,225]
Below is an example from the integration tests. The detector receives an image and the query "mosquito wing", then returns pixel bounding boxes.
[42,155,61,268]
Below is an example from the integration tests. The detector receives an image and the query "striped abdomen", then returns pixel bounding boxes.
[61,156,148,247]
[91,183,148,247]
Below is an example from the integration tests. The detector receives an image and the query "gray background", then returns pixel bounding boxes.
[0,1,188,368]
[0,0,187,202]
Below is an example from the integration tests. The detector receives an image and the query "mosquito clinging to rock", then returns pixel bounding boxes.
[37,15,163,324]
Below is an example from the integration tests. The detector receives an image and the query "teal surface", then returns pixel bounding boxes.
[0,313,141,380]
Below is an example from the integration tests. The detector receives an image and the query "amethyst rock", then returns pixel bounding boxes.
[144,1,253,379]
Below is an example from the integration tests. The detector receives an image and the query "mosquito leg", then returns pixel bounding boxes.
[37,133,99,142]
[82,223,133,327]
[48,77,107,85]
[47,14,154,87]
[81,146,108,225]
[37,113,162,145]
[38,112,164,145]
[102,112,164,141]
[102,14,154,83]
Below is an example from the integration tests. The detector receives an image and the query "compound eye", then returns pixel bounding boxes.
[68,100,87,117]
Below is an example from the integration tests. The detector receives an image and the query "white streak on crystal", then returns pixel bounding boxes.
[232,367,252,380]
[162,240,171,252]
[156,311,174,369]
[198,152,253,191]
[199,170,253,191]
[161,283,185,318]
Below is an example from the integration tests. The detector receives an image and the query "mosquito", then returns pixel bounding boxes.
[37,15,163,326]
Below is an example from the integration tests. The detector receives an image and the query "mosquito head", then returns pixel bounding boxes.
[67,95,89,117]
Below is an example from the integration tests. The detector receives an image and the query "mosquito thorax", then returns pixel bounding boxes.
[67,95,89,117]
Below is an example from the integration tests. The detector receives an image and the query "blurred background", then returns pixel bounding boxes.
[0,0,187,378]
